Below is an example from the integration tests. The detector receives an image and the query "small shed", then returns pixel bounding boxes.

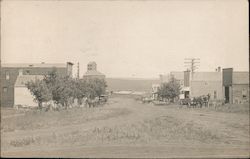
[14,75,43,107]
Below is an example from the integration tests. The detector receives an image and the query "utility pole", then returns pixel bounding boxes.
[184,58,200,98]
[184,58,200,78]
[77,62,80,79]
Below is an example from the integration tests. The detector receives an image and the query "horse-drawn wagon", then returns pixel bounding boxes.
[179,95,210,108]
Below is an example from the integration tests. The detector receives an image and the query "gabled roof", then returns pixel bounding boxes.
[15,75,44,87]
[233,72,249,84]
[2,63,67,68]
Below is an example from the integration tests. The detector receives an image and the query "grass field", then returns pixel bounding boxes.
[1,96,249,158]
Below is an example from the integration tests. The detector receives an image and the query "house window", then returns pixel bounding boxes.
[242,89,247,98]
[88,64,92,71]
[3,87,7,93]
[214,91,217,99]
[5,71,10,80]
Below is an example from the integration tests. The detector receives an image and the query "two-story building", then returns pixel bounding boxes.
[159,68,249,104]
[160,69,223,100]
[223,68,249,104]
[1,62,73,107]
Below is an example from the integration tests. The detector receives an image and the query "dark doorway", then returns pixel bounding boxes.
[225,86,229,103]
[184,91,190,98]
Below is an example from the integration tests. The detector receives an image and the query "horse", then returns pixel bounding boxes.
[86,97,99,108]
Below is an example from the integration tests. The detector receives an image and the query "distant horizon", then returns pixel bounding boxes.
[1,61,249,79]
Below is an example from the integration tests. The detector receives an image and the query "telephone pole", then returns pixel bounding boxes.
[77,62,80,79]
[184,58,200,78]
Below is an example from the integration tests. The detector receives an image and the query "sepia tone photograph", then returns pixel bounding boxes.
[0,0,249,158]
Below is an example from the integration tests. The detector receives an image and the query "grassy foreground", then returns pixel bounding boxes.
[1,97,249,157]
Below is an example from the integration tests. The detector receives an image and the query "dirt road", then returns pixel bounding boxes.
[1,96,249,157]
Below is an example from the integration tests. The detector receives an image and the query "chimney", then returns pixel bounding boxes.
[218,66,221,72]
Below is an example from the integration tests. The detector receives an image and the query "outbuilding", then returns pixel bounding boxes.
[14,75,43,107]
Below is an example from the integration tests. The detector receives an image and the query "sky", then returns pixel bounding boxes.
[1,0,249,78]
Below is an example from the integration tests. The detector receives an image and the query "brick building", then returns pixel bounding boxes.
[1,62,73,107]
[223,68,249,104]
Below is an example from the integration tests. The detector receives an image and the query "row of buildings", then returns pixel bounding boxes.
[1,61,248,107]
[155,67,249,104]
[0,61,105,107]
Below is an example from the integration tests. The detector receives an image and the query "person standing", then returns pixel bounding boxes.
[207,93,210,107]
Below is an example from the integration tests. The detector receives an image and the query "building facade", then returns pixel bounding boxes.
[190,72,223,100]
[160,68,249,104]
[223,68,249,104]
[1,62,73,107]
[151,84,160,100]
[160,70,223,100]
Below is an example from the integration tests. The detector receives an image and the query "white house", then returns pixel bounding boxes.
[151,84,160,100]
[14,75,44,107]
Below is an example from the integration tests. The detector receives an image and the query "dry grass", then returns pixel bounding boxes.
[1,98,249,153]
[212,104,249,114]
[11,116,229,148]
[1,106,131,133]
[82,116,227,145]
[10,137,36,147]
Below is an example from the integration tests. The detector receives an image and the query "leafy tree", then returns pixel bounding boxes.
[44,67,58,86]
[157,76,181,102]
[43,69,74,107]
[26,68,108,109]
[51,76,75,108]
[83,78,107,99]
[26,79,52,109]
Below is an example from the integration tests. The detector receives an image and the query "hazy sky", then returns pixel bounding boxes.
[1,0,249,78]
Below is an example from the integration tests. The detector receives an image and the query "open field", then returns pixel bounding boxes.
[1,96,249,158]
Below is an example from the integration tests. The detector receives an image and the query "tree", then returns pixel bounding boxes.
[72,79,86,105]
[44,67,58,86]
[27,68,108,109]
[83,78,107,99]
[26,79,52,109]
[51,76,75,108]
[43,69,74,108]
[157,76,181,102]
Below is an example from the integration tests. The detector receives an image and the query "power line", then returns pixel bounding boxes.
[184,58,200,77]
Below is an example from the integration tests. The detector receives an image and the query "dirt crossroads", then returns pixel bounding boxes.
[1,96,249,158]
